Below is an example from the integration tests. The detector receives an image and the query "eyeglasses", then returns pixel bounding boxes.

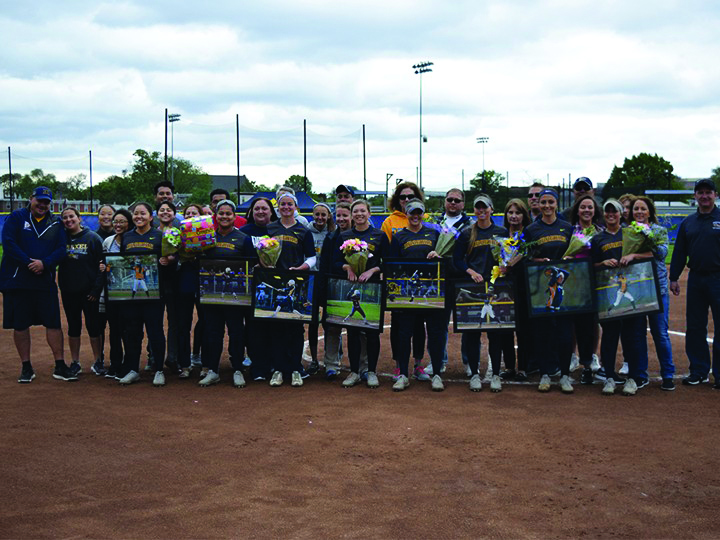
[446,197,463,204]
[528,192,541,198]
[398,194,414,201]
[112,220,128,225]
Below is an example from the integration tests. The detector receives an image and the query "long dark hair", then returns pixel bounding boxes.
[569,194,601,227]
[389,181,424,212]
[245,197,278,224]
[631,196,658,225]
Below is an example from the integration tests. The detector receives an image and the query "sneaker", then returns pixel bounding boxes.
[307,361,319,375]
[298,368,310,380]
[499,369,516,381]
[559,375,573,394]
[269,371,283,387]
[618,362,629,376]
[343,372,361,388]
[118,370,140,385]
[199,367,209,378]
[105,367,118,379]
[440,362,447,374]
[682,374,709,385]
[538,374,551,392]
[590,354,601,372]
[144,362,154,372]
[325,369,338,380]
[366,371,380,388]
[18,365,35,384]
[594,368,607,382]
[514,371,528,382]
[197,370,219,386]
[464,364,472,378]
[569,353,580,372]
[291,371,303,387]
[91,360,106,376]
[233,371,246,388]
[53,364,79,382]
[622,378,637,396]
[490,375,502,393]
[190,354,202,368]
[548,368,561,378]
[179,368,191,379]
[392,367,401,381]
[153,371,166,387]
[413,366,431,381]
[392,374,409,392]
[431,374,444,392]
[635,379,649,390]
[469,374,482,392]
[254,375,267,382]
[580,368,594,385]
[424,364,434,376]
[602,378,616,395]
[69,361,82,377]
[661,378,675,391]
[242,357,252,368]
[360,371,368,382]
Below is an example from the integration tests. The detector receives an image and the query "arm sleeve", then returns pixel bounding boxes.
[381,218,393,241]
[389,236,402,258]
[1,213,32,266]
[89,236,105,297]
[453,232,469,274]
[652,225,669,262]
[41,224,67,270]
[668,220,687,281]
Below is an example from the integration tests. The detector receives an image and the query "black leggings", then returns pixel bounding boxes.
[120,302,166,374]
[347,328,379,373]
[61,290,101,338]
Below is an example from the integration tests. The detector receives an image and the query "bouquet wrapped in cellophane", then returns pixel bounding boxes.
[622,221,664,256]
[424,222,461,257]
[489,232,532,284]
[256,236,282,267]
[339,238,370,276]
[563,226,599,258]
[162,227,182,257]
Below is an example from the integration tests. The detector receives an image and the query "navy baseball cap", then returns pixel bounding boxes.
[694,179,716,192]
[336,184,354,196]
[573,177,593,190]
[32,186,52,201]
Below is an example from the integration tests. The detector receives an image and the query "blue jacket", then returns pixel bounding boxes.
[0,207,67,291]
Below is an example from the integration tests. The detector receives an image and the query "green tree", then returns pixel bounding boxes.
[605,153,686,201]
[276,174,311,194]
[468,169,509,210]
[709,166,720,185]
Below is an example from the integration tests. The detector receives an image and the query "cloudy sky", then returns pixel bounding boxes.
[1,0,719,196]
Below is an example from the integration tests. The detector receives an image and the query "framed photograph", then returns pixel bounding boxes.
[252,267,318,323]
[452,277,515,332]
[595,259,661,322]
[198,257,257,307]
[105,253,161,302]
[323,276,385,332]
[383,258,446,310]
[525,259,594,318]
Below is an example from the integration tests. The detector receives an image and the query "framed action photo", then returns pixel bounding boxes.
[198,257,257,307]
[105,253,161,302]
[383,258,446,310]
[595,259,661,322]
[452,277,515,332]
[252,267,318,323]
[525,259,594,318]
[323,276,385,332]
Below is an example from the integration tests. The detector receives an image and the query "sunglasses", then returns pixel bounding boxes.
[398,194,415,201]
[528,193,541,198]
[574,185,591,192]
[446,197,463,204]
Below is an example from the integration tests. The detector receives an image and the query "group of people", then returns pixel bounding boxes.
[2,176,718,396]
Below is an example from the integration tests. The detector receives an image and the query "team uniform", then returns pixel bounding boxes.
[100,233,125,377]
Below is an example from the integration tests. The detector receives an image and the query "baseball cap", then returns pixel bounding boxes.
[405,199,425,214]
[473,194,493,208]
[603,199,623,213]
[32,186,53,201]
[573,177,593,190]
[694,179,716,192]
[335,184,354,196]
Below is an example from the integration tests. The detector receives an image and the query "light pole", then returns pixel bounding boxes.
[169,113,181,184]
[476,137,489,192]
[413,61,433,189]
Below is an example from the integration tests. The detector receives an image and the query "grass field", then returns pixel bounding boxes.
[325,299,382,326]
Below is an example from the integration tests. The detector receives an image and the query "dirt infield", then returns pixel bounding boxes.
[1,270,719,539]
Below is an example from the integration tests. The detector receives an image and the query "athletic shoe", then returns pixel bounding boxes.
[440,363,447,374]
[490,375,502,393]
[144,362,154,372]
[602,378,616,395]
[548,368,561,378]
[18,365,35,384]
[105,367,118,379]
[464,364,472,378]
[538,374,551,392]
[682,374,709,385]
[190,354,202,368]
[594,368,607,382]
[499,369,516,381]
[199,367,209,379]
[298,368,310,380]
[118,370,140,385]
[569,353,580,372]
[306,361,319,375]
[514,371,528,382]
[393,375,409,392]
[343,372,361,388]
[424,364,433,376]
[392,367,401,381]
[91,360,106,376]
[635,378,649,390]
[413,366,431,382]
[360,371,368,382]
[242,357,252,368]
[559,375,574,394]
[661,378,675,391]
[325,369,338,380]
[469,374,482,392]
[269,371,283,387]
[179,368,191,379]
[291,371,303,387]
[69,361,82,377]
[197,370,219,386]
[618,362,629,376]
[366,372,380,388]
[153,371,166,387]
[431,374,444,392]
[622,378,637,396]
[580,368,594,385]
[253,375,266,381]
[53,364,79,382]
[590,354,601,372]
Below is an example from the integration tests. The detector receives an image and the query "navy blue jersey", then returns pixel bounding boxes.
[206,229,252,258]
[591,228,623,264]
[334,226,389,275]
[121,227,162,253]
[453,223,507,280]
[389,226,439,259]
[524,218,572,260]
[58,227,105,296]
[267,221,315,270]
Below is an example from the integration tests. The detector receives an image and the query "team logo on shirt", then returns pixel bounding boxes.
[713,221,720,230]
[23,221,31,230]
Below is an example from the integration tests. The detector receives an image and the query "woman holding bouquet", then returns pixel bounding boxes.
[334,199,389,388]
[156,201,180,373]
[524,189,574,393]
[263,193,316,387]
[453,194,511,392]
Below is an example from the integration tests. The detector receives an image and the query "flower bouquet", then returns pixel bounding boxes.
[563,226,598,258]
[162,227,182,257]
[489,232,531,284]
[339,238,370,275]
[622,221,664,256]
[256,236,282,267]
[424,222,461,257]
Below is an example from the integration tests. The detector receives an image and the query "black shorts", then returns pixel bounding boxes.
[2,289,62,331]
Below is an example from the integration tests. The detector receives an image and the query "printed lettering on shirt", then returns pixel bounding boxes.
[403,239,433,250]
[537,235,567,245]
[601,241,622,252]
[471,239,496,249]
[125,242,154,250]
[274,234,299,245]
[216,242,238,251]
[67,243,89,259]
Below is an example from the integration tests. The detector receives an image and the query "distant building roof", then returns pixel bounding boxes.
[210,174,252,193]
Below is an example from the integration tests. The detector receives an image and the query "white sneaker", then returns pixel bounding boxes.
[392,375,409,392]
[591,354,602,372]
[490,375,502,393]
[190,354,202,368]
[559,375,573,394]
[291,371,303,387]
[424,364,434,376]
[569,353,580,372]
[366,372,380,388]
[343,372,361,387]
[118,370,139,385]
[464,364,472,378]
[269,371,283,387]
[199,370,220,387]
[619,362,629,375]
[602,378,616,395]
[233,370,246,388]
[538,374,551,392]
[622,378,637,396]
[179,367,191,379]
[431,374,444,392]
[153,371,166,387]
[469,374,482,392]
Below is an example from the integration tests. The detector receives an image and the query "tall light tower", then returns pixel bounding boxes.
[476,136,489,192]
[169,113,181,184]
[413,61,433,189]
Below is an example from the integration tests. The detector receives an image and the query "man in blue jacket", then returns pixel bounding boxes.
[1,186,74,383]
